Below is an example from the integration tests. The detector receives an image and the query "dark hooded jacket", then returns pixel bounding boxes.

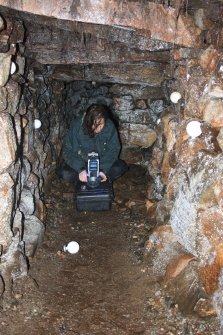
[63,115,121,174]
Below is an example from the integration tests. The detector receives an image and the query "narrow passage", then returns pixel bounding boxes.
[0,168,219,334]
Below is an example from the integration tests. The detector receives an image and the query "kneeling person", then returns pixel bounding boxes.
[59,104,128,183]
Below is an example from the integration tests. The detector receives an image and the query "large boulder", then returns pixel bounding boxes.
[119,123,157,148]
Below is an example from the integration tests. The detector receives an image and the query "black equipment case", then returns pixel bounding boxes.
[75,180,114,211]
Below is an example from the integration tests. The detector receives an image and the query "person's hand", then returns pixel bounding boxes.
[99,171,107,182]
[79,170,88,182]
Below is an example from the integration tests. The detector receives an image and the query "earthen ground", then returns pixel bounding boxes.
[0,167,220,335]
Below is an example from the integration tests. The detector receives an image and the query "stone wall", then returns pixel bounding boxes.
[0,13,66,304]
[0,4,223,322]
[64,80,166,168]
[0,17,168,301]
[111,86,165,167]
[144,45,223,316]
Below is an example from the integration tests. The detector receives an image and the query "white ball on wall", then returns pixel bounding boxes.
[186,121,202,139]
[33,119,42,129]
[170,91,182,103]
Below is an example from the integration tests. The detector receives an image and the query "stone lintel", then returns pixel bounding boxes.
[48,62,167,85]
[0,1,202,47]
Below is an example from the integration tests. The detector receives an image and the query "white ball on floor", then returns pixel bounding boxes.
[64,241,80,254]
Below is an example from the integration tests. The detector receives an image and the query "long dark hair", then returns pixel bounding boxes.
[83,104,109,137]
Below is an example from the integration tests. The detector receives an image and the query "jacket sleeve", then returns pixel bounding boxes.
[100,124,121,174]
[63,123,85,173]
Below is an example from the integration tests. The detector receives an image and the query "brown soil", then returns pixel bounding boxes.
[0,167,220,335]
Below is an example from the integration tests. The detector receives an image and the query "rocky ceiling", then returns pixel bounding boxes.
[0,0,223,84]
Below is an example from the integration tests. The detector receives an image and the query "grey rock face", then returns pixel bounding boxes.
[19,187,35,216]
[0,53,11,87]
[0,112,16,173]
[23,215,45,257]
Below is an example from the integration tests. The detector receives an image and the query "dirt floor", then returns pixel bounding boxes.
[0,166,220,335]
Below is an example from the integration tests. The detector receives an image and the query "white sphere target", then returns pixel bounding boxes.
[64,241,80,254]
[186,121,202,139]
[33,119,42,129]
[170,91,182,103]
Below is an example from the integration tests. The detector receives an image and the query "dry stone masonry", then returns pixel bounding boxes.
[0,0,223,329]
[0,14,66,304]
